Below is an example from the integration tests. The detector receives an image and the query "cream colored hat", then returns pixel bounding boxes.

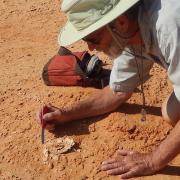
[59,0,140,46]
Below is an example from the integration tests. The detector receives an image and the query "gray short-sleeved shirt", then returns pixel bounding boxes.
[110,0,180,101]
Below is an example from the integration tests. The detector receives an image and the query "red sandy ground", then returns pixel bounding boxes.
[0,0,180,179]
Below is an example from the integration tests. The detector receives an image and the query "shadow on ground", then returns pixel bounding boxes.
[158,165,180,176]
[118,103,161,116]
[51,102,162,138]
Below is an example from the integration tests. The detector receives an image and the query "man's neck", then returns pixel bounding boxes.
[128,30,144,45]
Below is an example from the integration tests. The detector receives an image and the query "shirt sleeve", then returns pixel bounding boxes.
[109,49,154,93]
[163,28,180,101]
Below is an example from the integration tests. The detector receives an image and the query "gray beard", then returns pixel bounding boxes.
[105,41,123,59]
[105,34,129,59]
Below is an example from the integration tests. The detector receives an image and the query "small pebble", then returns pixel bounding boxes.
[48,162,54,169]
[80,175,88,180]
[127,125,136,134]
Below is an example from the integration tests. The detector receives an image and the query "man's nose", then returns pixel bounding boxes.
[87,43,96,51]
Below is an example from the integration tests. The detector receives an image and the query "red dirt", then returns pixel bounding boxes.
[0,0,179,179]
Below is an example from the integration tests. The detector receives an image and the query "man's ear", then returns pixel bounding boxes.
[115,15,129,33]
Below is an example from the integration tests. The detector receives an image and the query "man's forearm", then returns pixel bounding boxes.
[63,86,132,121]
[151,120,180,170]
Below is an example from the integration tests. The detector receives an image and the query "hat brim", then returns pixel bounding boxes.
[59,0,140,46]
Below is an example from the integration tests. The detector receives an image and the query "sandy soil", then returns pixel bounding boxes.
[0,0,180,179]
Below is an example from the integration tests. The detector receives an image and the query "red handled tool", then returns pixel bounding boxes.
[40,106,49,144]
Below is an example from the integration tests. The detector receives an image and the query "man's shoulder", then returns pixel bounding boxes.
[141,0,180,44]
[144,0,180,30]
[146,0,180,64]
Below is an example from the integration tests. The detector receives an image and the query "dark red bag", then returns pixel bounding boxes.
[42,47,110,88]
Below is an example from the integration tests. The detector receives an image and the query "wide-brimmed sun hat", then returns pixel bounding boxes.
[59,0,140,46]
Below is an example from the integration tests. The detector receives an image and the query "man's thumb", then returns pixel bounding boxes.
[43,111,59,121]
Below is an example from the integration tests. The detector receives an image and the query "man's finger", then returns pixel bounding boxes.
[120,169,139,179]
[102,159,116,165]
[101,162,124,171]
[43,112,58,122]
[46,104,59,112]
[116,150,136,156]
[116,150,130,156]
[45,124,55,131]
[107,166,129,175]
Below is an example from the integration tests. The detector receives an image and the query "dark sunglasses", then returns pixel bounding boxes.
[82,37,99,45]
[82,28,105,45]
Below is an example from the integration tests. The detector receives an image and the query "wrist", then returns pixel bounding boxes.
[149,151,166,171]
[59,106,73,123]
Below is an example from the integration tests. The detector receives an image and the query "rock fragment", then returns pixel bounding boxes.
[42,137,75,163]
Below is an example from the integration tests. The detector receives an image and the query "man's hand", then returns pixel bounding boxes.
[37,104,68,130]
[101,149,158,179]
[102,119,180,179]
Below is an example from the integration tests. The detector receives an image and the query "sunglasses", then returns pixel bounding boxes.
[82,28,105,45]
[82,37,100,45]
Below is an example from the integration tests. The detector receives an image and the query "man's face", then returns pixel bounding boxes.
[83,27,112,51]
[83,26,124,59]
[83,16,140,58]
